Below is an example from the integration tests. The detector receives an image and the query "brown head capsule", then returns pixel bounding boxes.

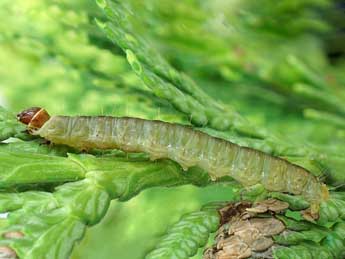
[17,107,50,130]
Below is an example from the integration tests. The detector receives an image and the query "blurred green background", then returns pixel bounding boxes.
[0,0,344,258]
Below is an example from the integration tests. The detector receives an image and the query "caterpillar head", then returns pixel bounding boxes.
[17,107,50,131]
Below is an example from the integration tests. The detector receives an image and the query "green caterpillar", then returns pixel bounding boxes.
[18,107,329,218]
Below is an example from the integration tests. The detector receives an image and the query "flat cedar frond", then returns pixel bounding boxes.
[0,142,215,258]
[0,0,345,258]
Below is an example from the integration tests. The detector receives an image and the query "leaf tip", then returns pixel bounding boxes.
[95,0,107,9]
[126,49,142,75]
[94,18,106,30]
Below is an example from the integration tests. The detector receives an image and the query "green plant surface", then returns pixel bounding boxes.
[72,187,234,259]
[145,203,221,259]
[0,0,345,258]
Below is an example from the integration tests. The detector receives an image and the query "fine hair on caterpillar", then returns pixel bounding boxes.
[18,107,329,218]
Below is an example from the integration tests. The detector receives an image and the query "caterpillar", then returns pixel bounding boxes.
[17,107,329,217]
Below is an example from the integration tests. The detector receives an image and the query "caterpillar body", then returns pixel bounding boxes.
[17,108,328,216]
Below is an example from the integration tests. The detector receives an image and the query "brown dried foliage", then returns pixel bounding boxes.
[204,199,288,259]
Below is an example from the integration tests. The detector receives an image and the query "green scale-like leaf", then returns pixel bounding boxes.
[0,139,224,258]
[145,204,221,259]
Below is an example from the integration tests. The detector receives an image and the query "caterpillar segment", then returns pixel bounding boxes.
[18,107,329,218]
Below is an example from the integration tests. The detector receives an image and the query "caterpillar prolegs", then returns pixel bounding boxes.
[17,107,329,217]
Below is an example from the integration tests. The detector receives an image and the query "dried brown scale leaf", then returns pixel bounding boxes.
[246,199,289,214]
[203,248,215,259]
[249,218,285,236]
[251,246,277,259]
[228,220,252,235]
[251,237,274,252]
[219,202,252,225]
[235,227,261,245]
[204,200,287,259]
[301,207,319,221]
[246,205,268,214]
[220,236,251,258]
